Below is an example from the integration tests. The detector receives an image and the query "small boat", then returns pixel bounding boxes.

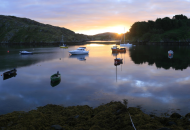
[168,50,173,54]
[3,68,17,76]
[20,51,33,55]
[69,47,89,55]
[51,71,61,82]
[111,46,126,52]
[60,44,68,48]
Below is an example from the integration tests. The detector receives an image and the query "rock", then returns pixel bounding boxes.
[166,121,176,126]
[170,112,181,118]
[51,125,63,130]
[157,127,172,130]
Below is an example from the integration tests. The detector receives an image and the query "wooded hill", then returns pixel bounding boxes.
[0,15,90,43]
[89,32,121,40]
[125,14,190,42]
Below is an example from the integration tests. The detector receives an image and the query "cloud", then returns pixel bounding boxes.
[1,0,190,34]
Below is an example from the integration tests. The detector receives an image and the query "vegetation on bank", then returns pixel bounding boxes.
[125,14,190,42]
[90,32,121,41]
[0,15,90,43]
[0,100,190,130]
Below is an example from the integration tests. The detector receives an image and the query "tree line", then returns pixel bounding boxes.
[125,14,190,42]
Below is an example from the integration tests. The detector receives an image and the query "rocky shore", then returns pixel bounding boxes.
[0,100,190,130]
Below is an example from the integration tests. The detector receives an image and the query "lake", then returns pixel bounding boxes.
[0,42,190,117]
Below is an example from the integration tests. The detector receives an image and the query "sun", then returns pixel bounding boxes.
[75,26,129,35]
[106,26,128,35]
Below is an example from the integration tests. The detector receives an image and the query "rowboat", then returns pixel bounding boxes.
[3,68,17,76]
[3,68,17,80]
[51,71,61,82]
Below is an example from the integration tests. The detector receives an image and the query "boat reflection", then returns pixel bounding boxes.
[3,73,17,80]
[168,53,173,59]
[168,50,174,59]
[50,79,61,87]
[69,54,89,61]
[112,51,126,56]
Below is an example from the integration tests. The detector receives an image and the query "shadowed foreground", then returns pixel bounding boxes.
[0,100,190,130]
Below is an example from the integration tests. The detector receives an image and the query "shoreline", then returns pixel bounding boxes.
[0,100,190,130]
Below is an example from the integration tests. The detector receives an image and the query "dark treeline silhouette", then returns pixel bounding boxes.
[129,46,190,70]
[125,14,190,42]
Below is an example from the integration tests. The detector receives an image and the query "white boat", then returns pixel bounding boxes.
[69,47,89,55]
[120,27,132,47]
[20,51,33,55]
[168,50,174,54]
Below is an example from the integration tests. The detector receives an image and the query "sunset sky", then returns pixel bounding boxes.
[1,0,190,35]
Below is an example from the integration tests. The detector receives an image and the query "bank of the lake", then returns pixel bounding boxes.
[0,100,190,130]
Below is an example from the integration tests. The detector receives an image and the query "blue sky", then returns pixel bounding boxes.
[1,0,190,35]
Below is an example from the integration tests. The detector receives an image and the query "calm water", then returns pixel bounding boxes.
[1,42,190,117]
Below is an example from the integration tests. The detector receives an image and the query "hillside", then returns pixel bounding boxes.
[89,32,121,40]
[125,14,190,42]
[0,15,90,43]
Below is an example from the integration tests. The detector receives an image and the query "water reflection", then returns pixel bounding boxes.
[0,44,190,117]
[69,54,89,61]
[3,73,17,80]
[112,51,126,56]
[129,46,190,70]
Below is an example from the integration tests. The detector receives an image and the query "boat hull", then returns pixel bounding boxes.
[69,51,89,55]
[60,46,68,48]
[51,74,61,82]
[112,48,126,53]
[3,69,17,76]
[20,53,33,55]
[51,79,61,87]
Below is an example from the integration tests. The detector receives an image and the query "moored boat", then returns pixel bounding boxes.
[51,71,61,82]
[20,51,33,55]
[60,44,68,48]
[3,68,17,77]
[111,46,126,52]
[69,47,89,55]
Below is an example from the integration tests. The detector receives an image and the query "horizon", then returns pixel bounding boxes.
[1,0,190,35]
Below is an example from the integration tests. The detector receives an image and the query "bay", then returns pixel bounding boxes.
[0,42,190,117]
